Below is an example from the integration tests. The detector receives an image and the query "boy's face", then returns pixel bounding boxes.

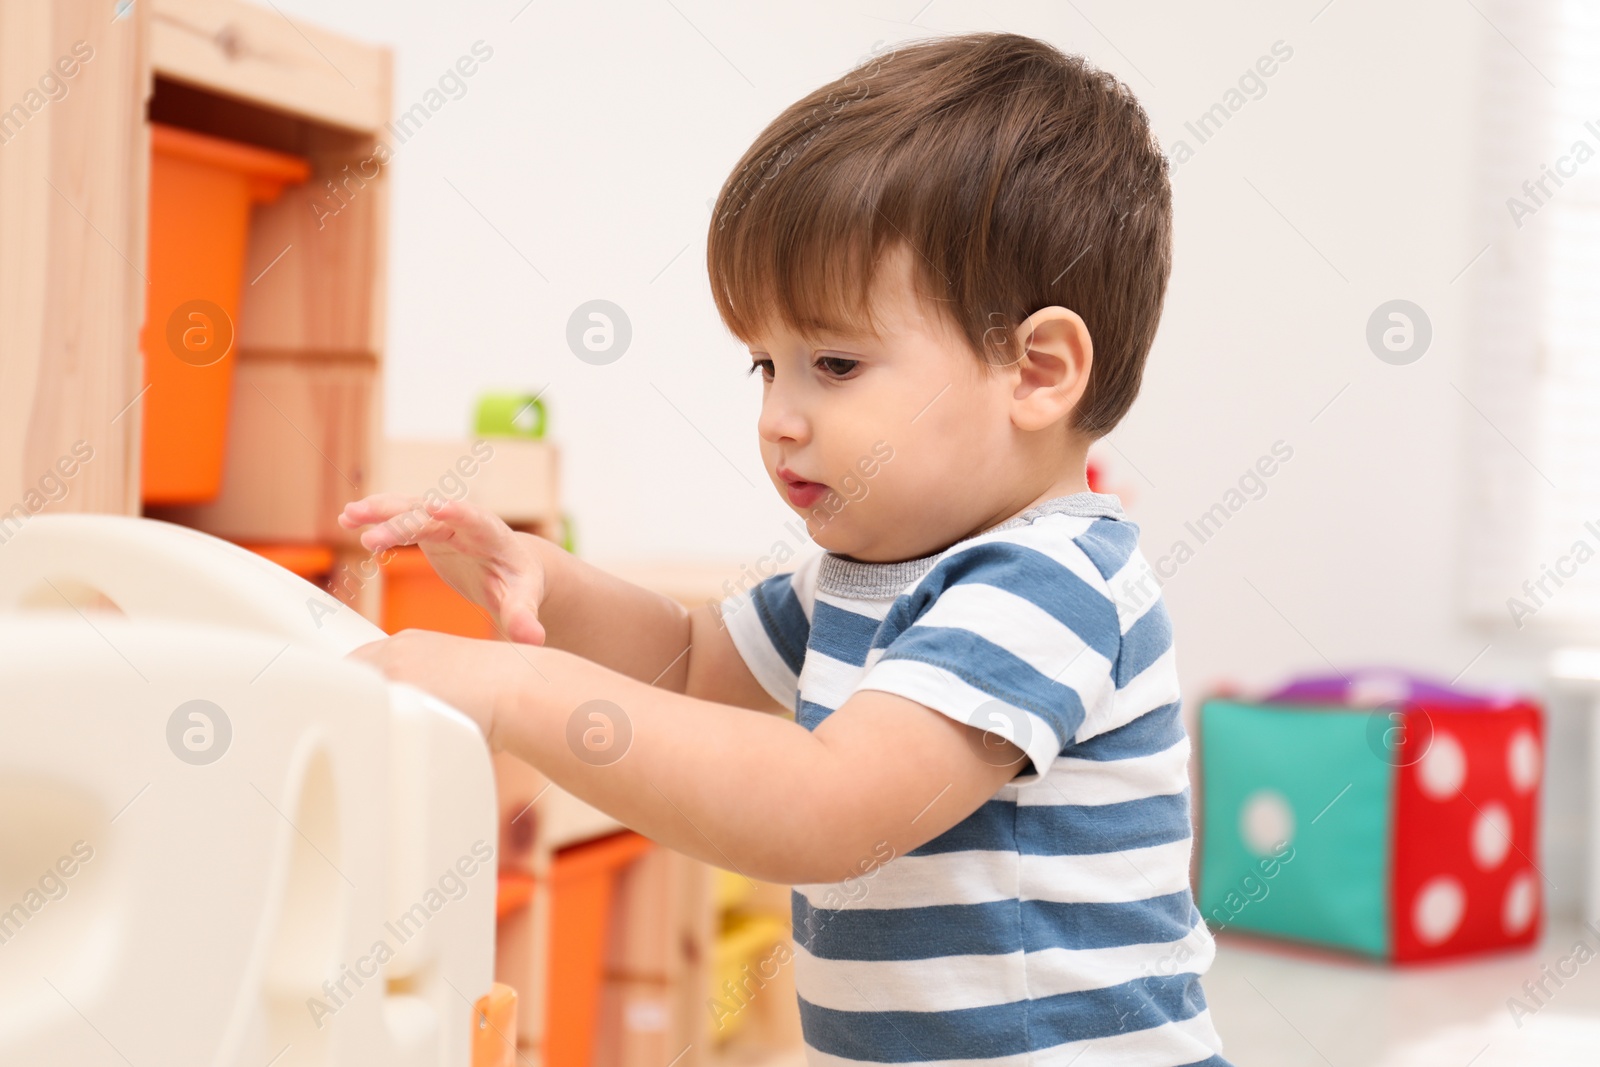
[746,243,1049,563]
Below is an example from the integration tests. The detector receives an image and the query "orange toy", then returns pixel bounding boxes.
[471,983,520,1067]
[140,123,309,504]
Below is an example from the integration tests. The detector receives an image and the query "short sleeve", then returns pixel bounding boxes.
[852,536,1120,786]
[717,550,823,712]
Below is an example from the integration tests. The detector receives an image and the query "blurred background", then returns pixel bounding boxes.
[4,0,1600,1064]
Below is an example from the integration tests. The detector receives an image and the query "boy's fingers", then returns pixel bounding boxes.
[340,493,427,528]
[360,510,457,553]
[426,499,516,556]
[426,497,494,533]
[500,568,547,645]
[345,637,390,665]
[504,605,546,646]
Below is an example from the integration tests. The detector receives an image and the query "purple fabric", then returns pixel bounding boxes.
[1264,668,1517,709]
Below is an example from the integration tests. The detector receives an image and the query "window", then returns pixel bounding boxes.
[1462,0,1600,634]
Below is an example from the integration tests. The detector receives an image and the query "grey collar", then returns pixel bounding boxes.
[815,491,1125,599]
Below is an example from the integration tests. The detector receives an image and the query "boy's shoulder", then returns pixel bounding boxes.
[917,495,1145,607]
[920,503,1178,746]
[782,492,1154,627]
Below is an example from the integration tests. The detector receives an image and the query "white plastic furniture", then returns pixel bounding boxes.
[0,514,497,1065]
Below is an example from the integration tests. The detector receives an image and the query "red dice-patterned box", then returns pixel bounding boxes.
[1199,668,1544,962]
[1389,700,1544,960]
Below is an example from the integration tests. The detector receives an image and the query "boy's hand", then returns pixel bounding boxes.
[338,493,548,645]
[348,629,533,746]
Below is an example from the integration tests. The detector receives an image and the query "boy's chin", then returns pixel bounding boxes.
[797,512,850,551]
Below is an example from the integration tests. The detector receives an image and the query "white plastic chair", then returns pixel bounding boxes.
[0,514,498,1065]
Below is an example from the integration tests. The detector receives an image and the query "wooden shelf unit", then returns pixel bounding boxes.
[139,1,393,620]
[2,3,807,1062]
[0,3,149,519]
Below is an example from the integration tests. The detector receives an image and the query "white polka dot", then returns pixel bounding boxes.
[1508,730,1541,795]
[1504,870,1538,935]
[1414,877,1466,945]
[1240,789,1295,856]
[1472,803,1513,870]
[1418,732,1467,800]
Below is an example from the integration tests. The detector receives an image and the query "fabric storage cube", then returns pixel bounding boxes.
[1198,669,1544,963]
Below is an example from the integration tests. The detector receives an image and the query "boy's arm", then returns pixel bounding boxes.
[524,533,786,715]
[485,641,1021,885]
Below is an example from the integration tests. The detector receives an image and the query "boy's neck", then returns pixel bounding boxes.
[1018,471,1094,511]
[1013,435,1097,513]
[935,460,1098,561]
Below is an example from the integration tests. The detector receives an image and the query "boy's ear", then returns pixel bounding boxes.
[1006,306,1093,432]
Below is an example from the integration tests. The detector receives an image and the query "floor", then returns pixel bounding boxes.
[1206,917,1600,1066]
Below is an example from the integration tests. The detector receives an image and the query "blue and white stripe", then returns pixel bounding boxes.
[720,493,1229,1067]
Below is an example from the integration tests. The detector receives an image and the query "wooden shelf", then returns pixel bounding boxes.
[0,4,148,518]
[382,436,562,530]
[149,0,390,132]
[2,3,804,1060]
[131,0,392,622]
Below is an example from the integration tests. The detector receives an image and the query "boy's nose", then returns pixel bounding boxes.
[757,396,810,445]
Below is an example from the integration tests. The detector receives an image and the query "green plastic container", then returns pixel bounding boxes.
[474,392,547,439]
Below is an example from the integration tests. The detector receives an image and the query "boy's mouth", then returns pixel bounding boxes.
[778,467,828,508]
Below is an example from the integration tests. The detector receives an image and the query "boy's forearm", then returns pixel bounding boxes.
[521,532,694,693]
[493,643,842,885]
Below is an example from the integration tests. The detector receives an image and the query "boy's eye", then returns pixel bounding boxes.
[745,355,859,381]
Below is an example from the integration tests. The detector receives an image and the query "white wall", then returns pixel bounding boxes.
[275,0,1588,914]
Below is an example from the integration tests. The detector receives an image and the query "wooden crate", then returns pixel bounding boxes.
[608,847,716,986]
[593,975,700,1067]
[600,850,713,1067]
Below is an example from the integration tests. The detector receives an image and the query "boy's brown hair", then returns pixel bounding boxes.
[706,32,1172,439]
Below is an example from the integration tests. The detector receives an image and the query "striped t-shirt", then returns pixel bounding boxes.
[719,492,1230,1067]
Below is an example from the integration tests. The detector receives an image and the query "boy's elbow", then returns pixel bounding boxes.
[746,735,900,886]
[744,846,832,888]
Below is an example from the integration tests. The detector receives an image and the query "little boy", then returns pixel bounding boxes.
[343,30,1229,1067]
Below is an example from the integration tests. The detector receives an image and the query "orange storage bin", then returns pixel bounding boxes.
[546,831,655,1067]
[140,123,309,504]
[378,545,499,638]
[496,869,536,921]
